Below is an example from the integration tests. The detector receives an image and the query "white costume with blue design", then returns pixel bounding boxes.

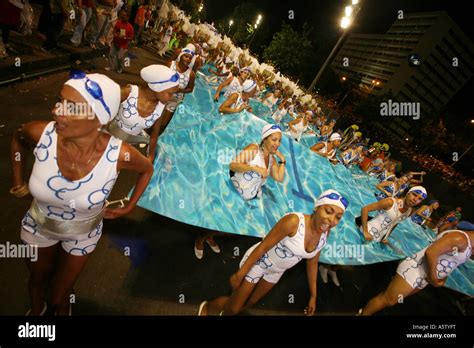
[272,107,287,124]
[396,230,472,289]
[375,181,397,200]
[224,76,242,99]
[171,60,191,101]
[229,92,244,111]
[240,213,327,284]
[289,119,308,142]
[411,206,432,225]
[115,85,165,135]
[378,170,395,183]
[318,141,337,160]
[361,197,411,242]
[166,60,192,112]
[21,122,122,256]
[262,94,279,109]
[231,145,273,200]
[109,85,165,144]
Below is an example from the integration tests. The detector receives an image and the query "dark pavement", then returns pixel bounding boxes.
[0,42,471,317]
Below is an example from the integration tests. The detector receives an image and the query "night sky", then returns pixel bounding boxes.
[204,0,474,40]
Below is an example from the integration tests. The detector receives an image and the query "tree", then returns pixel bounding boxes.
[262,22,317,86]
[169,0,205,23]
[228,2,259,45]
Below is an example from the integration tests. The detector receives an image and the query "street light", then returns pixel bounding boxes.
[308,1,362,91]
[368,79,381,93]
[345,6,353,17]
[340,17,351,29]
[249,14,263,47]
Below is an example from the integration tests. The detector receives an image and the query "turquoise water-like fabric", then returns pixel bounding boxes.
[137,71,474,296]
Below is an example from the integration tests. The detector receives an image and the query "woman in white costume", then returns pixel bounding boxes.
[357,186,428,243]
[198,189,348,316]
[360,221,473,315]
[10,71,154,315]
[193,124,286,260]
[107,64,180,161]
[219,79,257,115]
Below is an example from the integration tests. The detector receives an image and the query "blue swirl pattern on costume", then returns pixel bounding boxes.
[33,126,54,162]
[87,178,116,210]
[122,97,138,118]
[47,205,76,220]
[47,171,94,200]
[106,144,120,163]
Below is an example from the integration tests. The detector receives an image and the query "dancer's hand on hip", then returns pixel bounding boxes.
[104,206,132,219]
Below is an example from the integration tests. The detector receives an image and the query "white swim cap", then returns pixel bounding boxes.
[240,67,252,74]
[140,64,180,93]
[224,56,233,64]
[242,79,257,93]
[64,72,120,125]
[408,186,427,198]
[329,133,342,142]
[261,124,282,140]
[184,43,196,53]
[314,189,348,212]
[178,44,196,62]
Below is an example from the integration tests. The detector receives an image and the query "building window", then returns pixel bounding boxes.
[428,53,459,90]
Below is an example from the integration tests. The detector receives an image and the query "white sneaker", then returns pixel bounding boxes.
[197,301,207,316]
[194,241,203,259]
[206,239,221,253]
[319,265,328,283]
[329,270,340,287]
[25,302,47,316]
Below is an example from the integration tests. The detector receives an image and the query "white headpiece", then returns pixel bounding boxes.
[140,64,180,92]
[242,79,257,93]
[261,124,282,140]
[64,72,120,125]
[314,189,348,212]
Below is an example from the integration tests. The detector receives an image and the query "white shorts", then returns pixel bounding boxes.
[239,243,285,284]
[21,212,103,256]
[396,247,430,289]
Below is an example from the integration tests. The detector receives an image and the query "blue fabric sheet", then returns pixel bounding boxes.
[136,71,474,296]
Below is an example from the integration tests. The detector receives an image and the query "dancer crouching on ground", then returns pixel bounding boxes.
[359,220,473,315]
[357,186,428,243]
